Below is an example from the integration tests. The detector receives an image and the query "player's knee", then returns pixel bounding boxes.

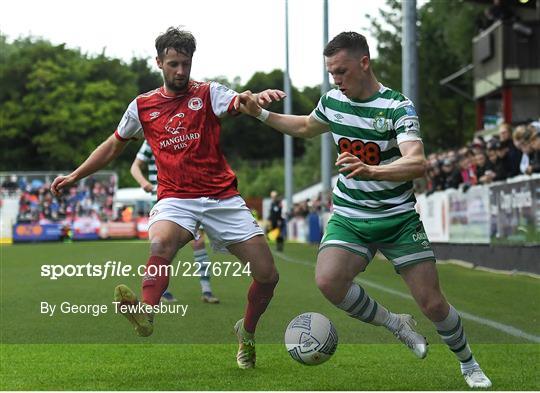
[251,259,279,284]
[420,296,447,320]
[316,274,339,301]
[149,235,177,259]
[262,266,280,285]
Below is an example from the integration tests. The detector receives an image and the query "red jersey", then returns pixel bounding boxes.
[115,81,239,200]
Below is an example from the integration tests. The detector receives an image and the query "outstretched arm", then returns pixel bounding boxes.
[51,134,128,196]
[336,141,427,181]
[130,158,154,192]
[235,90,329,139]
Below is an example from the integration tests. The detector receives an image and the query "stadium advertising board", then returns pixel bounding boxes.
[136,217,149,239]
[415,192,449,242]
[72,216,101,240]
[100,222,137,239]
[287,217,307,242]
[447,185,490,244]
[489,177,540,245]
[12,223,63,242]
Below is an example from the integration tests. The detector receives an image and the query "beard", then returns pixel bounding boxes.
[164,76,189,93]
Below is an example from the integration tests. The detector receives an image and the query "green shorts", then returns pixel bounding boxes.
[319,210,436,272]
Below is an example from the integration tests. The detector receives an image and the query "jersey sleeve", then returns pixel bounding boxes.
[310,94,330,124]
[115,99,144,141]
[209,82,238,118]
[136,140,154,162]
[392,99,422,144]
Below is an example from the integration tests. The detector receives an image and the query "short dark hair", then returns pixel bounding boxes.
[155,27,196,59]
[323,32,370,58]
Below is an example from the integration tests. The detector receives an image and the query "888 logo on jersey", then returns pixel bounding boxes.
[338,138,381,165]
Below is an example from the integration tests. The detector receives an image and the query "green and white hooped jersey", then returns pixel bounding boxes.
[311,84,422,219]
[136,140,158,203]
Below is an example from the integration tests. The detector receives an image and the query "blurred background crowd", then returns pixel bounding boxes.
[423,120,540,194]
[1,175,116,223]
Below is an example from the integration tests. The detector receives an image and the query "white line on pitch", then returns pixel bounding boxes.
[274,251,540,344]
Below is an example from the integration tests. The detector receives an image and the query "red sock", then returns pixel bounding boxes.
[142,256,170,305]
[244,279,277,333]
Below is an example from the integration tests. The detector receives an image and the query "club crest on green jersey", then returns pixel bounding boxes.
[373,112,388,132]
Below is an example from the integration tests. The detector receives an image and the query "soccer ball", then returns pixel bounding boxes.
[284,312,338,365]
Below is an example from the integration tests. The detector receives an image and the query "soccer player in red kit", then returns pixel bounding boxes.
[51,27,285,369]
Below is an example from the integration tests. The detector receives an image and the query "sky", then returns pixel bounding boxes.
[0,0,391,89]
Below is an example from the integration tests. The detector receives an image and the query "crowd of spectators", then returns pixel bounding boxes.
[423,121,540,195]
[289,191,333,219]
[1,174,117,223]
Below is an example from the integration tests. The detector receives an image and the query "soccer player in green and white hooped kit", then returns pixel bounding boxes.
[236,32,491,389]
[131,140,219,304]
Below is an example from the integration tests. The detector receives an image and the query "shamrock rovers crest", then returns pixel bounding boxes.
[373,112,388,132]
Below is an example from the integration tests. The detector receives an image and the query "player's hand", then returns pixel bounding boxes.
[50,174,77,196]
[234,90,262,117]
[143,182,154,193]
[256,89,286,108]
[336,152,372,179]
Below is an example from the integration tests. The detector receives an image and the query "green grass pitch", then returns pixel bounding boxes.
[1,241,539,390]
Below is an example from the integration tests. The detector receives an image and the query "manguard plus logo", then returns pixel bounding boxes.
[164,113,186,134]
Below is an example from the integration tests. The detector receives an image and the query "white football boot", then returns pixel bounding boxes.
[463,364,492,388]
[392,314,428,359]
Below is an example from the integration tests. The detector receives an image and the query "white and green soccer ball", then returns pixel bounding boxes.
[284,312,338,365]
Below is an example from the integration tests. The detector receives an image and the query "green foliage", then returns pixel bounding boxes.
[365,0,402,90]
[129,57,162,94]
[366,0,483,153]
[0,35,137,179]
[417,0,480,150]
[233,136,337,198]
[234,160,284,197]
[1,2,486,196]
[228,79,324,197]
[0,35,325,193]
[221,69,316,161]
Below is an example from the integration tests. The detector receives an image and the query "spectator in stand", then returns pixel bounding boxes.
[513,125,534,175]
[498,123,522,177]
[441,158,461,189]
[525,129,540,174]
[492,139,513,181]
[486,140,498,167]
[471,136,486,155]
[2,175,19,195]
[12,175,116,224]
[475,151,495,185]
[426,159,444,194]
[458,152,478,191]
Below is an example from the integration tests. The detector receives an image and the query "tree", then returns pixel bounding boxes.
[0,35,328,194]
[417,0,480,150]
[129,57,162,93]
[221,69,316,162]
[0,36,157,186]
[366,0,482,152]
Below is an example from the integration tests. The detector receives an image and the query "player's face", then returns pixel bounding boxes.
[326,49,369,99]
[156,48,192,93]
